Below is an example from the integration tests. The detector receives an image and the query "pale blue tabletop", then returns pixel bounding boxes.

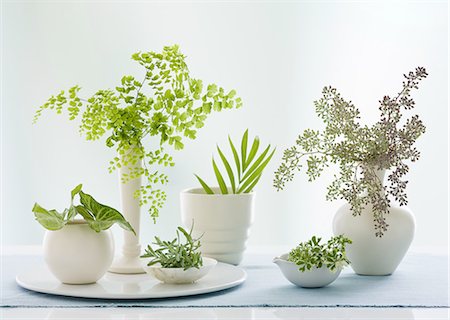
[1,253,448,308]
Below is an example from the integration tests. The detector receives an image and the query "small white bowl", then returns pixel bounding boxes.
[273,254,341,288]
[142,257,217,284]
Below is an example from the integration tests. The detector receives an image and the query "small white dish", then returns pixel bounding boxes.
[273,254,341,288]
[142,257,218,284]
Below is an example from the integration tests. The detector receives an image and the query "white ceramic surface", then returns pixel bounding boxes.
[332,170,415,276]
[180,187,255,265]
[273,254,341,288]
[333,204,415,275]
[16,262,246,299]
[109,151,144,274]
[142,257,217,284]
[43,220,114,284]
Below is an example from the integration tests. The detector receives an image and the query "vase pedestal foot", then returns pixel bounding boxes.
[109,256,145,274]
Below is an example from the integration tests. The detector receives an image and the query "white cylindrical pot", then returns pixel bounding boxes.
[43,220,114,284]
[333,204,415,275]
[180,188,255,265]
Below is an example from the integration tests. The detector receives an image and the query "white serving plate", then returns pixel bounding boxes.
[16,262,246,299]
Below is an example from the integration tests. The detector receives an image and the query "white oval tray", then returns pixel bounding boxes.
[16,262,246,299]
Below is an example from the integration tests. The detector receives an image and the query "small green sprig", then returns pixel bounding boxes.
[32,184,135,234]
[33,44,242,221]
[195,129,276,194]
[288,235,352,272]
[141,225,203,270]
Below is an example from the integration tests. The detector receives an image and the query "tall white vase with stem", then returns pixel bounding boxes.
[109,153,145,274]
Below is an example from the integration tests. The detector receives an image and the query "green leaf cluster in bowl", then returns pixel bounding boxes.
[195,129,276,194]
[288,235,352,272]
[32,184,135,234]
[141,225,202,270]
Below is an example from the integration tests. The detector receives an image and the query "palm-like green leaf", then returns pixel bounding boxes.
[229,136,241,180]
[195,130,275,195]
[212,158,228,194]
[194,174,214,194]
[241,129,248,170]
[246,136,260,168]
[217,145,235,193]
[238,148,276,193]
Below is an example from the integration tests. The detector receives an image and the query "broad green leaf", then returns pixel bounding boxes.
[66,205,77,221]
[238,148,275,193]
[217,145,235,193]
[79,191,135,234]
[228,136,241,181]
[75,205,94,221]
[245,136,260,169]
[241,129,248,171]
[212,158,228,194]
[195,174,214,194]
[32,203,65,230]
[70,184,83,202]
[241,145,272,182]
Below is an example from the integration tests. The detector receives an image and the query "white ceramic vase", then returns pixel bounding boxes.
[43,220,114,284]
[109,152,144,274]
[332,170,415,275]
[180,188,255,265]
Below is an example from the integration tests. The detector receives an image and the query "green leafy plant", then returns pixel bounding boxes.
[274,67,427,237]
[141,225,202,270]
[32,184,135,234]
[288,235,352,272]
[195,129,276,194]
[33,44,242,221]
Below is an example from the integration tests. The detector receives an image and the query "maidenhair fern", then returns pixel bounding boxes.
[34,45,242,221]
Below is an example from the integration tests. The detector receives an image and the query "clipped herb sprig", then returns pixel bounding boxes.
[32,184,135,234]
[141,225,203,270]
[288,235,352,272]
[34,44,242,221]
[196,129,276,194]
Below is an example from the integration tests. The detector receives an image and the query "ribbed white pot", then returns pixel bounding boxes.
[332,170,415,275]
[43,220,114,284]
[180,188,255,265]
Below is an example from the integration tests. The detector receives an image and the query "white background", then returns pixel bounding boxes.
[1,0,448,252]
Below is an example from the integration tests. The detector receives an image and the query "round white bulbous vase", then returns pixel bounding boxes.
[180,188,255,265]
[43,220,114,284]
[333,204,415,275]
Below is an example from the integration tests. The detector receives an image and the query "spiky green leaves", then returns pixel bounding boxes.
[141,225,203,270]
[33,45,242,220]
[32,184,135,234]
[195,129,276,194]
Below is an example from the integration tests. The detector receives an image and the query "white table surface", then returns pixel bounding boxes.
[1,245,449,320]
